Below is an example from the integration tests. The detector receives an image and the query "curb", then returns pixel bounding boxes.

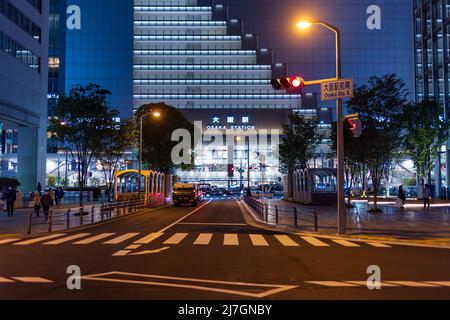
[237,199,450,249]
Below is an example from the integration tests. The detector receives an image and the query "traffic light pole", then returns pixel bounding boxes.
[333,27,346,235]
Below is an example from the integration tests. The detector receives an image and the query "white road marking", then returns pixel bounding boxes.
[275,235,299,247]
[385,281,442,287]
[343,281,400,287]
[164,233,189,245]
[194,234,213,245]
[129,247,170,255]
[44,233,91,245]
[223,234,239,246]
[82,271,298,298]
[249,234,269,246]
[13,234,66,245]
[366,242,391,248]
[159,200,212,234]
[11,277,53,283]
[422,281,450,287]
[0,277,14,283]
[125,244,142,250]
[74,233,116,244]
[112,250,131,257]
[178,223,247,226]
[104,233,140,244]
[0,238,20,245]
[134,232,164,244]
[332,239,361,247]
[305,281,360,287]
[301,236,330,247]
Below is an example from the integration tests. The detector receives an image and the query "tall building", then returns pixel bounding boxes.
[0,0,49,191]
[414,0,450,196]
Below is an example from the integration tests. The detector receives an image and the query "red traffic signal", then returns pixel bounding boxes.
[343,113,362,138]
[227,164,235,178]
[271,77,304,90]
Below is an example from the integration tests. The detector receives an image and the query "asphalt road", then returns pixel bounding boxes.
[0,199,449,300]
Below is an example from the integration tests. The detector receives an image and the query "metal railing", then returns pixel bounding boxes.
[26,199,145,235]
[243,196,318,232]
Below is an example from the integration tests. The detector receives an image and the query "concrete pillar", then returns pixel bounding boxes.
[17,126,45,192]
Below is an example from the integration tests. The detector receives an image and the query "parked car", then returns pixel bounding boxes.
[173,183,203,207]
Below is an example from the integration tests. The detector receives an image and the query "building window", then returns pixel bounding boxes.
[0,31,40,72]
[0,0,42,42]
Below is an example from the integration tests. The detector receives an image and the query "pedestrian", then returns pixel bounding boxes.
[56,187,65,207]
[422,184,431,209]
[398,185,406,209]
[32,191,42,217]
[5,186,17,217]
[49,188,55,206]
[41,190,52,221]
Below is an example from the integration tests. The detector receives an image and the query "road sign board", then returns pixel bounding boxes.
[321,79,354,100]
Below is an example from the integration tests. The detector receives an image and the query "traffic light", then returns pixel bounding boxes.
[343,113,362,138]
[227,164,235,178]
[271,76,304,91]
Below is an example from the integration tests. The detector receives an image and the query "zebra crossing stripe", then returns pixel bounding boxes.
[275,235,299,247]
[14,234,66,245]
[224,234,239,246]
[164,233,189,245]
[134,232,164,244]
[0,277,14,283]
[305,281,359,287]
[249,234,269,246]
[332,239,361,247]
[104,233,140,244]
[74,233,116,245]
[194,234,213,245]
[0,238,20,245]
[44,233,91,245]
[301,236,330,247]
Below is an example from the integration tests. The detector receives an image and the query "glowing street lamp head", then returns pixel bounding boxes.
[153,111,161,118]
[297,21,312,29]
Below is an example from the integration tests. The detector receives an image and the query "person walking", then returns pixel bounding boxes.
[49,188,56,206]
[5,186,17,217]
[41,190,52,221]
[56,187,65,208]
[398,185,406,209]
[422,184,432,209]
[33,191,42,218]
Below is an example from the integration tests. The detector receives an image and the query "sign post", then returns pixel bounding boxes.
[321,79,354,101]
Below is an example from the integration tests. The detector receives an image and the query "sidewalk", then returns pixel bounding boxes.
[0,202,102,236]
[265,199,450,245]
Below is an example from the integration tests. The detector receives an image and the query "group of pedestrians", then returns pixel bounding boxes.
[31,187,65,221]
[0,186,18,217]
[397,184,432,209]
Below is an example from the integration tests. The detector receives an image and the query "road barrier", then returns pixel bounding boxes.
[243,196,318,232]
[26,199,145,235]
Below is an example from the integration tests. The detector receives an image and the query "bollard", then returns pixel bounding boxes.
[275,205,279,224]
[66,209,71,229]
[79,207,84,225]
[91,205,95,224]
[27,212,32,235]
[48,211,53,233]
[314,211,319,232]
[294,207,298,228]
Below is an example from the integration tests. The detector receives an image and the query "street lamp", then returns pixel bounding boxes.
[138,110,162,202]
[296,20,346,234]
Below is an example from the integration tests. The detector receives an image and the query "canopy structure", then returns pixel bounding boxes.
[292,168,337,205]
[114,170,166,206]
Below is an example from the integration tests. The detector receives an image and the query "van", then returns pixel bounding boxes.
[172,183,203,207]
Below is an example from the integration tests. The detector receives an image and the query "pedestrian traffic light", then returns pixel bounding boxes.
[227,164,235,178]
[271,76,304,91]
[343,113,362,138]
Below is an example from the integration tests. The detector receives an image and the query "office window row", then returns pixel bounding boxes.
[0,0,41,42]
[0,31,40,72]
[26,0,42,12]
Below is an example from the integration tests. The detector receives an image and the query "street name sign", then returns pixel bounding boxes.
[321,79,354,100]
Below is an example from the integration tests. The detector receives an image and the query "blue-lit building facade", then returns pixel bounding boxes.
[47,0,414,187]
[0,0,49,192]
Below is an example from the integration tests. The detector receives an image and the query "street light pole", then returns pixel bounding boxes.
[297,21,346,234]
[138,115,143,201]
[247,137,251,189]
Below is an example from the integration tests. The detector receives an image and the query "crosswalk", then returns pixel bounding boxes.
[0,232,393,249]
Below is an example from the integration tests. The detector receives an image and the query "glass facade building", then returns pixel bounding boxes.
[414,0,450,197]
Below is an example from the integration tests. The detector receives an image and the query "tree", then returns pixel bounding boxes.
[136,103,194,173]
[403,100,450,185]
[346,74,408,212]
[49,83,120,206]
[98,119,135,201]
[279,113,321,195]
